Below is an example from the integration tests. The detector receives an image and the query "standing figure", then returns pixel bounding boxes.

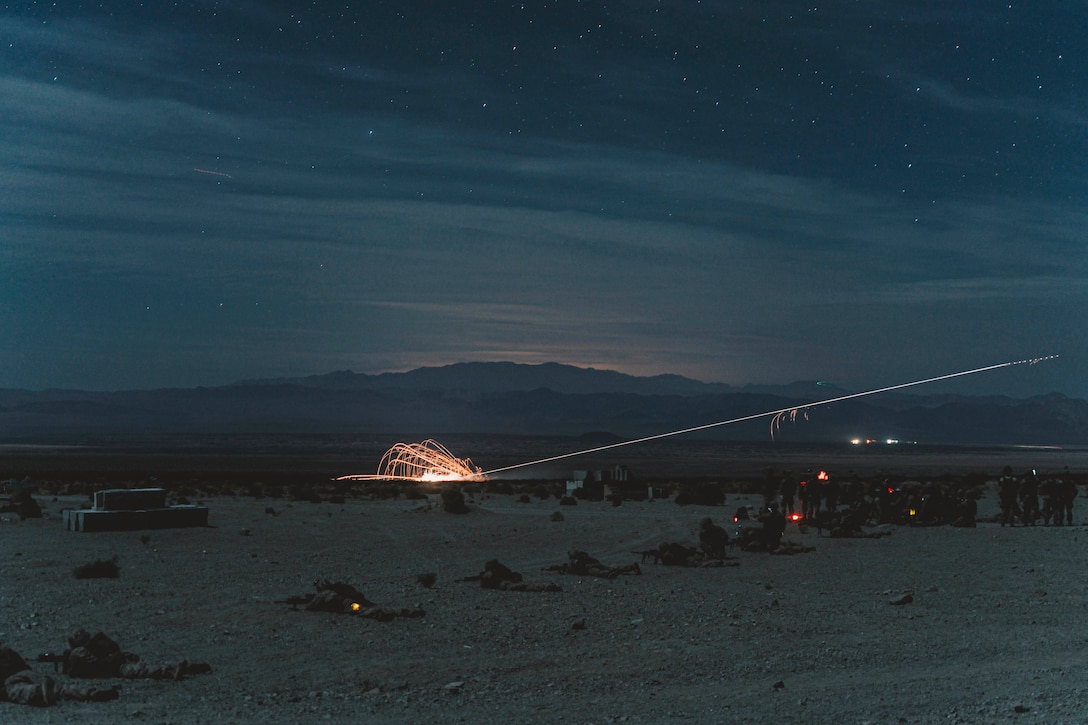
[802,472,821,519]
[1039,475,1058,526]
[780,472,797,515]
[1044,474,1061,524]
[1019,469,1040,526]
[997,467,1020,527]
[1057,470,1078,526]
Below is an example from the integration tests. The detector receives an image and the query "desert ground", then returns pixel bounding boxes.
[3,445,1088,723]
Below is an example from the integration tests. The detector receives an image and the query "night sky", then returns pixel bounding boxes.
[2,2,1084,397]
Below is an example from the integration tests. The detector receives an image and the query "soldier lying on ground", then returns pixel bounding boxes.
[62,629,212,681]
[1,631,209,708]
[544,550,641,579]
[278,579,425,620]
[1,646,119,707]
[634,542,738,568]
[460,559,562,592]
[1,646,112,707]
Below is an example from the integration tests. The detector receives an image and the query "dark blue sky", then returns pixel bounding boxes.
[2,1,1084,397]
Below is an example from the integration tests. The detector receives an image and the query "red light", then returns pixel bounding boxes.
[789,513,802,521]
[817,470,829,481]
[887,487,894,495]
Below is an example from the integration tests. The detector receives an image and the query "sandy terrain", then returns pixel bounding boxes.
[3,485,1088,724]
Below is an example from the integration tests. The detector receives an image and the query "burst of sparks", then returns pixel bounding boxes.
[770,408,809,441]
[335,439,483,482]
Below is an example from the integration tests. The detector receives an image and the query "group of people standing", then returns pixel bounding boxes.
[998,466,1077,527]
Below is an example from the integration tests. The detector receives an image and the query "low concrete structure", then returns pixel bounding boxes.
[64,488,208,532]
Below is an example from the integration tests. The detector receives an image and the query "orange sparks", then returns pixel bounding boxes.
[335,439,484,483]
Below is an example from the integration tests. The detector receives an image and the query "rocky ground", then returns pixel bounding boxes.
[3,484,1088,724]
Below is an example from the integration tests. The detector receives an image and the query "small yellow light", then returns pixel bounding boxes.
[350,602,361,612]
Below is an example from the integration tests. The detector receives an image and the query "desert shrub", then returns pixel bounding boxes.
[73,556,119,579]
[441,489,468,514]
[550,511,564,521]
[517,494,531,504]
[417,572,437,588]
[609,494,623,507]
[7,490,42,519]
[559,495,577,506]
[533,485,551,500]
[404,487,427,500]
[487,481,514,495]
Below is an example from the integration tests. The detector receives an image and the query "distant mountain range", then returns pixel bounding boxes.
[1,362,1086,446]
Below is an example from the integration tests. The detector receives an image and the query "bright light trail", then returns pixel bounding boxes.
[479,355,1059,477]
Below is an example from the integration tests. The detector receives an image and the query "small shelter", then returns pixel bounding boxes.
[63,488,208,532]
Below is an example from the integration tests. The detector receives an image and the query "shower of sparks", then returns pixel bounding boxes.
[335,439,483,482]
[334,355,1058,483]
[770,408,809,441]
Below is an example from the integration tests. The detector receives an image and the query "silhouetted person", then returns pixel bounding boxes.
[822,474,838,514]
[780,472,796,515]
[698,518,730,559]
[998,467,1020,527]
[1057,471,1078,526]
[761,504,787,549]
[1040,476,1059,526]
[1020,470,1040,526]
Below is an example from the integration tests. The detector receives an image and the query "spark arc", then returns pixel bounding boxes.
[335,439,483,482]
